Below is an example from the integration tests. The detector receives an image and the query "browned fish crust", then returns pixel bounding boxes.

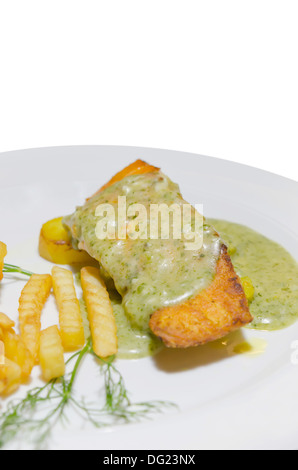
[149,245,253,348]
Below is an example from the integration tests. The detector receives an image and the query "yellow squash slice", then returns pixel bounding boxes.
[39,217,93,265]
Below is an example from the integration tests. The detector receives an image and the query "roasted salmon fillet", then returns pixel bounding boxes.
[68,159,253,348]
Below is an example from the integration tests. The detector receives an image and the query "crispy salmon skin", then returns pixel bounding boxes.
[87,159,160,200]
[84,159,253,348]
[149,245,252,347]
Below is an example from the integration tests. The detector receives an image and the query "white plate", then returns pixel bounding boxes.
[1,146,298,450]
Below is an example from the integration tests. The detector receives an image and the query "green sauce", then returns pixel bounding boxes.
[209,219,298,330]
[79,290,162,359]
[112,298,163,359]
[66,173,298,358]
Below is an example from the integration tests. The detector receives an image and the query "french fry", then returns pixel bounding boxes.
[19,274,52,364]
[52,266,85,351]
[81,267,117,358]
[0,312,15,330]
[0,241,7,281]
[0,357,22,396]
[0,330,4,366]
[39,325,65,382]
[0,326,34,380]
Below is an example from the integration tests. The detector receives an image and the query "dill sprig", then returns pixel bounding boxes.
[0,340,175,449]
[0,264,176,448]
[2,263,33,277]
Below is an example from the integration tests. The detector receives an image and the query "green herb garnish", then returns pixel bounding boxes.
[0,265,176,448]
[0,339,175,449]
[2,263,33,277]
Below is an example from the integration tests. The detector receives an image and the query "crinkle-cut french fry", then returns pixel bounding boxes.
[18,274,52,364]
[52,266,85,351]
[0,357,22,396]
[0,241,7,281]
[0,312,15,329]
[39,325,65,382]
[81,267,117,358]
[0,327,34,380]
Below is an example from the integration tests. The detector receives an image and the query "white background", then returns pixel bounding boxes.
[0,0,297,181]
